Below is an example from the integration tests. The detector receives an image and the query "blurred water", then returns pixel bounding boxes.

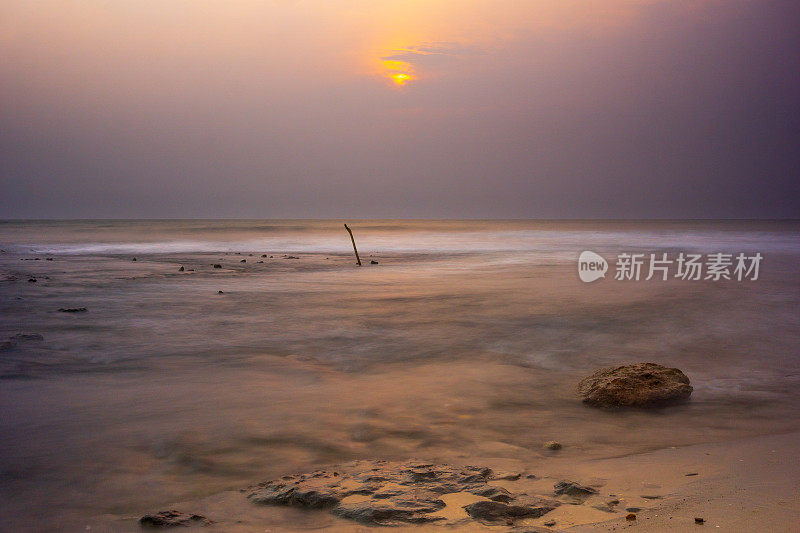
[0,220,799,531]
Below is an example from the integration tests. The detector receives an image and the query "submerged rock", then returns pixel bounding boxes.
[464,499,557,524]
[246,459,558,526]
[553,480,598,500]
[58,307,87,313]
[139,510,212,527]
[578,362,692,407]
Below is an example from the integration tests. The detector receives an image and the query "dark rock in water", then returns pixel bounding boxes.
[240,259,246,263]
[261,254,267,258]
[370,260,379,264]
[28,278,37,283]
[217,291,224,294]
[213,264,222,268]
[139,510,212,527]
[464,499,557,524]
[132,257,137,261]
[544,441,562,451]
[46,258,53,261]
[553,480,597,499]
[58,307,87,313]
[695,517,705,524]
[12,334,44,342]
[246,459,558,527]
[178,266,184,271]
[284,256,300,259]
[578,362,692,407]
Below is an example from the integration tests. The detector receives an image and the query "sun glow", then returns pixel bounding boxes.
[381,59,415,86]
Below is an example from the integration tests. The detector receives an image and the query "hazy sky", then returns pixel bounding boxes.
[1,0,798,219]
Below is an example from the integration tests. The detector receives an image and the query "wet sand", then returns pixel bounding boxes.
[79,429,800,531]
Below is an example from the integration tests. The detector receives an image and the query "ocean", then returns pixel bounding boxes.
[1,219,799,530]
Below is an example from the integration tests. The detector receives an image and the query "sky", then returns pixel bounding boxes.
[1,0,798,219]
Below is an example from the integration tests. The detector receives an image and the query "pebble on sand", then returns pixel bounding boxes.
[695,517,705,524]
[544,441,562,450]
[626,513,637,520]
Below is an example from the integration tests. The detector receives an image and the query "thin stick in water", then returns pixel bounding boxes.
[343,223,362,266]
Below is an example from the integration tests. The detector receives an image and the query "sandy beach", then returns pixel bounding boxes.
[80,428,800,531]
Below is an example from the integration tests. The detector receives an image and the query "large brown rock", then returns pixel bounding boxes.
[578,363,692,407]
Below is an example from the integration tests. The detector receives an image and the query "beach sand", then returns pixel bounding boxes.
[83,427,800,531]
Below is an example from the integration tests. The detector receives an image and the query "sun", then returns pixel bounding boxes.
[381,59,416,87]
[390,72,415,86]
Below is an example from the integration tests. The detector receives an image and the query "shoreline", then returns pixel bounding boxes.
[84,429,800,532]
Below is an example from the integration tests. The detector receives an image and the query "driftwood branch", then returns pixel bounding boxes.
[344,224,361,266]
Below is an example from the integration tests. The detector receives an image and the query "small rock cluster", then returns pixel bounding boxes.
[245,459,559,526]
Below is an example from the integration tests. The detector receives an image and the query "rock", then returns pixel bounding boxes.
[334,496,446,524]
[642,494,663,499]
[626,513,637,520]
[12,333,43,341]
[132,257,137,261]
[695,517,705,524]
[553,480,597,499]
[217,291,224,294]
[577,362,692,407]
[139,510,212,527]
[261,254,267,258]
[544,520,557,526]
[246,459,558,527]
[464,499,557,524]
[491,471,522,481]
[370,260,379,264]
[284,256,300,259]
[626,507,641,512]
[257,261,263,263]
[213,264,222,268]
[544,441,562,451]
[685,472,699,476]
[58,307,87,313]
[178,266,184,271]
[240,259,246,263]
[28,278,37,283]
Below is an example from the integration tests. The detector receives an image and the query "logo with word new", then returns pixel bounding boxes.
[578,251,608,282]
[578,250,762,283]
